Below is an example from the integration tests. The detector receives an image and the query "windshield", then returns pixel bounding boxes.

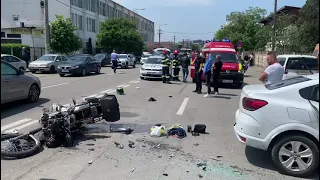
[118,55,127,59]
[286,57,318,70]
[210,52,238,63]
[277,57,286,66]
[145,58,162,64]
[69,56,87,62]
[39,55,56,61]
[94,54,105,59]
[142,54,151,58]
[265,76,311,90]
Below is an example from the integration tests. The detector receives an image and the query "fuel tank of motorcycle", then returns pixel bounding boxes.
[100,95,120,122]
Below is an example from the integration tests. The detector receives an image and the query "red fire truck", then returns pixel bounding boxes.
[190,41,244,88]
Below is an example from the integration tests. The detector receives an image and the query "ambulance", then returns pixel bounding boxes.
[190,40,244,88]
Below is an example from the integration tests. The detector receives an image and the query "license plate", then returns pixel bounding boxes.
[61,69,69,72]
[222,80,233,83]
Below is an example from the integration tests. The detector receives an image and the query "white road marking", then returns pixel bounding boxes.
[4,120,39,133]
[130,80,140,83]
[100,89,113,94]
[1,118,33,132]
[108,89,116,93]
[176,98,189,115]
[82,94,98,100]
[117,84,126,87]
[123,84,130,88]
[42,82,69,89]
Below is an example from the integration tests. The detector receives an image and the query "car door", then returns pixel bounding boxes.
[11,56,25,70]
[1,62,27,102]
[299,85,319,128]
[2,56,18,69]
[90,56,100,71]
[53,55,62,68]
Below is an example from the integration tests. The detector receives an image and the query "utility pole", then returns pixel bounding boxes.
[272,0,277,51]
[173,35,176,50]
[44,0,50,53]
[158,28,162,48]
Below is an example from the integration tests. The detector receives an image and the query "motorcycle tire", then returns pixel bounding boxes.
[1,134,40,159]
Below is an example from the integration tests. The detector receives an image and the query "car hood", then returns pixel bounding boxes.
[143,63,162,69]
[30,60,53,65]
[119,58,127,62]
[59,61,84,67]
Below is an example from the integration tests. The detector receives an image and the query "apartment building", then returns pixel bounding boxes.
[1,0,154,53]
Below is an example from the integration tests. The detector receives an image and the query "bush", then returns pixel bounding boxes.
[1,44,30,59]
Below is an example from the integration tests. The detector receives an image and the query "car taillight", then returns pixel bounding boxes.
[242,97,268,111]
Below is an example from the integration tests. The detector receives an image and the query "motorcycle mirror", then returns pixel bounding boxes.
[72,97,76,105]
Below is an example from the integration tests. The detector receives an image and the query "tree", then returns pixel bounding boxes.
[97,18,144,56]
[50,15,82,54]
[86,37,93,54]
[191,44,201,51]
[215,7,269,51]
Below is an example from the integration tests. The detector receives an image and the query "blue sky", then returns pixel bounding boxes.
[113,0,307,42]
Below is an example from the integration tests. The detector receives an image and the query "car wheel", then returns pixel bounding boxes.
[28,84,40,102]
[271,134,319,177]
[59,74,65,77]
[96,66,101,74]
[140,76,144,80]
[49,66,56,74]
[132,62,136,68]
[81,68,86,76]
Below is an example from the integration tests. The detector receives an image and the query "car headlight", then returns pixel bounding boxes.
[57,66,61,69]
[71,66,79,69]
[141,67,145,71]
[40,64,47,67]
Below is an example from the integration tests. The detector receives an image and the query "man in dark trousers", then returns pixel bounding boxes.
[181,52,190,83]
[20,47,30,68]
[161,50,171,84]
[193,52,205,94]
[212,54,223,95]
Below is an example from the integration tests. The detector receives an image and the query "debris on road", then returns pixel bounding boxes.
[150,125,166,137]
[167,124,187,139]
[193,124,206,134]
[128,141,135,148]
[148,97,157,102]
[198,174,203,178]
[197,163,207,167]
[162,173,168,176]
[88,160,93,164]
[131,167,135,172]
[114,141,124,149]
[193,143,199,146]
[110,127,134,135]
[168,95,172,98]
[136,87,140,89]
[88,148,95,151]
[217,155,223,158]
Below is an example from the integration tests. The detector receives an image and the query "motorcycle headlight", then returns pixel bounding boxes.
[71,66,79,69]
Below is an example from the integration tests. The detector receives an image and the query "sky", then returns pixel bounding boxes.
[113,0,307,42]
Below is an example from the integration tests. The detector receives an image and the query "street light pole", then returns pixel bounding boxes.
[158,24,167,47]
[272,0,277,51]
[44,0,50,53]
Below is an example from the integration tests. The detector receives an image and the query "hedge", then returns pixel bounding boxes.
[1,44,30,59]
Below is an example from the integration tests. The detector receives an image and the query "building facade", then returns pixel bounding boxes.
[1,0,154,54]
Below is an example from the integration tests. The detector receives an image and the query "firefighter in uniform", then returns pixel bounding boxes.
[161,50,171,84]
[172,50,181,81]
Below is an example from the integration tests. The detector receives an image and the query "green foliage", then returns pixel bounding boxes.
[215,7,268,51]
[191,44,201,51]
[1,44,30,58]
[143,44,148,52]
[50,15,82,55]
[97,18,144,56]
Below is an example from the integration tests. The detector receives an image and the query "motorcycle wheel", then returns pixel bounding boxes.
[1,133,40,159]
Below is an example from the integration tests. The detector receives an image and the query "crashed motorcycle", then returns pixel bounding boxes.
[1,94,120,158]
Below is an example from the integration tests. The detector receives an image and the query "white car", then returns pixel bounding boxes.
[117,54,136,68]
[28,54,69,73]
[277,54,319,79]
[140,55,172,79]
[1,54,27,71]
[234,75,319,177]
[141,52,152,65]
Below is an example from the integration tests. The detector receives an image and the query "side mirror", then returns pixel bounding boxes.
[55,59,60,62]
[18,69,24,75]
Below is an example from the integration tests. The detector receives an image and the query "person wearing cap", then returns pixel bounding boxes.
[161,50,171,84]
[172,50,180,81]
[193,52,205,94]
[111,50,119,73]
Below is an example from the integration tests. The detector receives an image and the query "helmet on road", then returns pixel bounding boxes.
[116,87,124,95]
[173,50,179,55]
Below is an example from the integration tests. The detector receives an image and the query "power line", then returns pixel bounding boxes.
[162,31,216,35]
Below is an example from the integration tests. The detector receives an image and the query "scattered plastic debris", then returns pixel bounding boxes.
[148,97,157,102]
[128,141,135,148]
[131,167,135,172]
[217,155,223,158]
[136,87,140,89]
[88,160,93,164]
[168,96,172,98]
[114,142,124,149]
[194,143,199,146]
[88,148,95,151]
[198,174,203,178]
[163,173,168,176]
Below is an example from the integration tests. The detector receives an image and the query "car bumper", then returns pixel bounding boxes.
[233,109,269,151]
[57,68,82,75]
[140,70,163,78]
[218,72,244,84]
[28,66,50,72]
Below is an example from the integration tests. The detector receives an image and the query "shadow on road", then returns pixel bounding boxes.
[245,146,319,179]
[60,72,105,78]
[1,98,50,119]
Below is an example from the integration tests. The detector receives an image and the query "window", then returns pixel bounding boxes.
[6,34,21,38]
[286,57,318,70]
[71,13,83,30]
[86,0,96,12]
[266,76,311,90]
[1,32,5,37]
[99,2,106,16]
[277,57,286,66]
[55,56,62,61]
[86,17,96,32]
[1,39,22,44]
[61,56,68,61]
[70,0,82,8]
[1,62,17,75]
[299,85,319,102]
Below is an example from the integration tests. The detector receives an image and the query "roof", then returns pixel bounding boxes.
[277,54,317,59]
[259,6,301,24]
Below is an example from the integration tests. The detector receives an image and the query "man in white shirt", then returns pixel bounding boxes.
[259,51,284,85]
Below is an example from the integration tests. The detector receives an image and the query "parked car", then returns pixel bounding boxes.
[28,54,69,73]
[140,53,152,65]
[234,75,319,177]
[117,54,136,68]
[94,53,111,66]
[140,55,171,80]
[277,55,319,79]
[1,54,27,71]
[57,54,101,77]
[1,60,41,104]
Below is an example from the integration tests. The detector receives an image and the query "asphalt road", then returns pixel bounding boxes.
[1,66,318,180]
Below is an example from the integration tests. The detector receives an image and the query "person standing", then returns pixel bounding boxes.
[203,54,213,97]
[212,54,223,95]
[172,50,180,81]
[20,47,30,68]
[161,50,171,84]
[259,51,284,85]
[181,52,190,83]
[193,52,205,94]
[111,50,119,73]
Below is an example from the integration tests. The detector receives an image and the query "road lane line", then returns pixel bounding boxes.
[1,118,33,132]
[100,89,113,94]
[176,98,189,115]
[129,81,135,83]
[4,120,39,133]
[42,82,69,89]
[117,84,126,87]
[108,89,116,93]
[82,94,98,100]
[123,84,130,88]
[131,80,140,83]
